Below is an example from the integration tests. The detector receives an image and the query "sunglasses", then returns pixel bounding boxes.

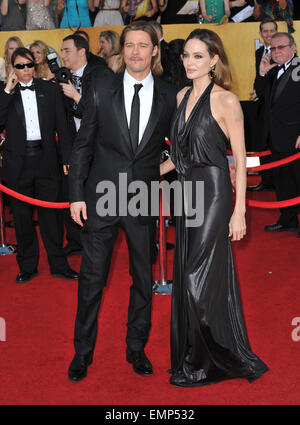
[270,45,291,53]
[14,62,35,70]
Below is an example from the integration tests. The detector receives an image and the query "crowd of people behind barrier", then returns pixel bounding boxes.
[0,0,298,31]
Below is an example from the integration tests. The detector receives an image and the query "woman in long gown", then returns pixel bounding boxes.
[160,29,269,387]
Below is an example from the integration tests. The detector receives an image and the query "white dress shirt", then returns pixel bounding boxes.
[123,69,154,144]
[72,62,88,132]
[19,79,42,141]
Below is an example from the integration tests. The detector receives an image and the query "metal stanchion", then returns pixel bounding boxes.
[152,178,173,295]
[0,135,17,255]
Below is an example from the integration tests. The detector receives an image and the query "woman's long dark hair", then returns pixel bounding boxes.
[184,29,232,90]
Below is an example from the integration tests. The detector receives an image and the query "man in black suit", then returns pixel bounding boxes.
[255,32,300,233]
[67,21,177,382]
[248,17,277,192]
[59,34,108,257]
[0,47,79,283]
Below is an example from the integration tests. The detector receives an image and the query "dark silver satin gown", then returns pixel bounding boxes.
[170,82,269,386]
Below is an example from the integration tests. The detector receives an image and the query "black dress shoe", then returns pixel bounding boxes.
[264,223,299,232]
[63,244,82,256]
[51,268,80,280]
[126,349,153,376]
[16,270,38,283]
[68,353,93,382]
[247,183,274,192]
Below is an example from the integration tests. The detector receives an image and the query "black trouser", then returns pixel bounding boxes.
[10,150,69,274]
[272,150,300,227]
[73,215,154,357]
[59,173,82,250]
[260,154,274,187]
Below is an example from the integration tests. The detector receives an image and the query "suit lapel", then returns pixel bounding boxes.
[110,74,133,154]
[14,87,26,132]
[135,78,165,157]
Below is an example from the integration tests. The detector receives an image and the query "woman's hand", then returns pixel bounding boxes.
[229,211,246,241]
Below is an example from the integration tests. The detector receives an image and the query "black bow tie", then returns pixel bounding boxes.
[19,84,35,91]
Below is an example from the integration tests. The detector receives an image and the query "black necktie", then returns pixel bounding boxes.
[129,83,143,153]
[19,84,35,91]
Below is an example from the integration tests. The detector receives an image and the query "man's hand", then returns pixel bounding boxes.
[5,70,19,92]
[70,201,87,227]
[60,81,82,104]
[295,135,300,149]
[63,164,69,175]
[259,53,277,76]
[249,90,259,102]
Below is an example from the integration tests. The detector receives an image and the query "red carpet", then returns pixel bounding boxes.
[0,179,300,405]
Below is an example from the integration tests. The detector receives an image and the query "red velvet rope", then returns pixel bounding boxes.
[247,196,300,209]
[226,149,272,157]
[0,183,69,208]
[247,151,300,172]
[1,182,300,210]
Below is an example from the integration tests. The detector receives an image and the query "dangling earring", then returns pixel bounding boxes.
[209,64,216,80]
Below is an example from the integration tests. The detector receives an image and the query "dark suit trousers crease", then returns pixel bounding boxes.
[59,173,82,250]
[10,153,69,274]
[74,215,154,356]
[271,150,300,227]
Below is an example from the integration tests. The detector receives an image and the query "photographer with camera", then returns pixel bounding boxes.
[59,34,110,257]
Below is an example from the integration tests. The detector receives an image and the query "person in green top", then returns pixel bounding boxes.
[200,0,230,23]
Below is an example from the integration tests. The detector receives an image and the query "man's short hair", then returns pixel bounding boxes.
[74,30,90,43]
[259,17,278,32]
[63,34,89,55]
[11,47,35,66]
[272,32,295,46]
[149,20,163,37]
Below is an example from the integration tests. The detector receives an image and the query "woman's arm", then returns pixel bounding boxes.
[253,0,262,20]
[222,92,247,241]
[158,0,167,13]
[120,0,129,13]
[224,0,231,17]
[88,0,95,12]
[1,0,9,16]
[199,0,213,21]
[160,157,175,176]
[145,0,158,17]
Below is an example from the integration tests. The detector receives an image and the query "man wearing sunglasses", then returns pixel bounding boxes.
[0,47,79,283]
[255,32,300,236]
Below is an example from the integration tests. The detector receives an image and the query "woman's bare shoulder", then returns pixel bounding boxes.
[176,86,191,107]
[212,85,239,108]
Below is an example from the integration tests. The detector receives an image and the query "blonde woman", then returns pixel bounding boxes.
[30,40,55,80]
[3,36,24,81]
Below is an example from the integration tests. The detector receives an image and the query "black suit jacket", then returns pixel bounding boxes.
[64,56,110,139]
[255,46,264,78]
[255,59,300,153]
[69,69,177,224]
[0,78,72,187]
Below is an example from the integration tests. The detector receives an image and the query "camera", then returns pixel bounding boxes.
[47,52,72,83]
